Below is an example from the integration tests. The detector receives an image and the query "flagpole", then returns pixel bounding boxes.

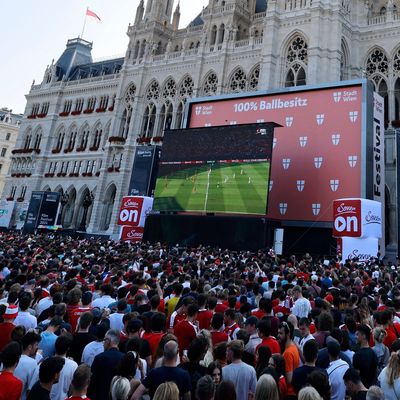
[80,7,88,39]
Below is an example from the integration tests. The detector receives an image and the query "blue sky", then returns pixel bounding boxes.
[0,0,208,114]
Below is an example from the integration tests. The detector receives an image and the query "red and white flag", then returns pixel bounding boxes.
[86,8,101,22]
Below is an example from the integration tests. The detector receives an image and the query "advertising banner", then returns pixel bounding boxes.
[333,198,382,239]
[117,196,154,228]
[128,146,161,197]
[12,201,29,230]
[338,237,379,263]
[23,192,44,233]
[0,200,15,228]
[120,226,144,242]
[373,92,385,254]
[37,192,61,227]
[187,83,365,222]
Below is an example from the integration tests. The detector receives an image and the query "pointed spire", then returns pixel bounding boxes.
[172,0,181,30]
[135,0,145,24]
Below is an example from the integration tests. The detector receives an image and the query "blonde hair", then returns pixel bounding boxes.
[298,386,323,400]
[153,382,179,400]
[110,377,131,400]
[373,327,387,344]
[386,351,400,386]
[254,374,279,400]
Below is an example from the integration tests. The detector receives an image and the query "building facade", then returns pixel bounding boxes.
[0,109,21,196]
[4,0,400,251]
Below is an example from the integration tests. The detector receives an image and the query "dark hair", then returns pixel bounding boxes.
[357,324,372,342]
[79,312,93,330]
[343,368,362,384]
[187,337,208,363]
[49,316,63,328]
[116,351,138,379]
[213,342,227,361]
[0,341,22,368]
[207,361,222,377]
[21,331,41,350]
[188,304,199,318]
[271,354,286,378]
[299,317,310,327]
[211,313,224,330]
[39,356,65,384]
[257,319,271,337]
[303,339,319,363]
[55,334,73,355]
[215,380,236,400]
[224,308,235,320]
[11,326,26,343]
[307,369,331,400]
[256,346,272,379]
[19,293,32,311]
[150,312,166,332]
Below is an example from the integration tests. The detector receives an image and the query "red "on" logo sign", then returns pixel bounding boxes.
[332,199,361,238]
[117,197,144,227]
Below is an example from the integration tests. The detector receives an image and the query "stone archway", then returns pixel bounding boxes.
[63,187,76,229]
[100,184,117,231]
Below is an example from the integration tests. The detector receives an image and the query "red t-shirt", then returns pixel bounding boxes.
[251,309,266,320]
[197,310,213,330]
[0,371,23,400]
[0,323,15,351]
[69,306,93,333]
[174,320,197,352]
[167,312,186,330]
[224,322,239,339]
[255,337,281,356]
[142,332,165,358]
[273,305,290,317]
[211,331,229,346]
[215,303,228,313]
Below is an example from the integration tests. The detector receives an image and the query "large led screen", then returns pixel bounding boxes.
[187,83,366,222]
[153,123,274,215]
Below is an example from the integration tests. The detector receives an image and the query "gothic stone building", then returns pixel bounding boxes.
[5,0,400,252]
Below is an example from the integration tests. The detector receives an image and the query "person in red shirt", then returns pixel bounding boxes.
[223,309,239,340]
[273,292,291,319]
[215,293,228,314]
[167,296,194,332]
[255,319,281,360]
[142,313,166,360]
[210,313,229,346]
[67,363,92,400]
[197,294,214,330]
[251,298,267,320]
[69,291,93,333]
[174,304,199,354]
[0,341,23,400]
[0,305,18,351]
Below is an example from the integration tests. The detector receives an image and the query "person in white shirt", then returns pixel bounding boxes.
[326,341,349,400]
[14,331,41,400]
[92,284,116,310]
[50,334,78,400]
[35,292,54,317]
[244,316,262,355]
[14,294,37,330]
[298,317,316,354]
[81,323,108,367]
[291,285,312,319]
[108,299,126,331]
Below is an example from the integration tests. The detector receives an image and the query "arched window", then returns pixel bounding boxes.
[78,124,90,150]
[119,83,136,138]
[340,39,350,81]
[141,103,157,137]
[178,75,194,99]
[33,128,42,150]
[101,184,117,231]
[218,24,225,44]
[24,128,32,150]
[201,72,218,96]
[175,102,184,129]
[228,67,247,93]
[365,48,389,121]
[162,78,177,100]
[210,26,217,45]
[55,127,65,151]
[248,64,260,91]
[284,35,308,87]
[67,126,78,151]
[91,124,103,150]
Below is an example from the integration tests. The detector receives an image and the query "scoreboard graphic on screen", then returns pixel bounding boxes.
[185,80,381,224]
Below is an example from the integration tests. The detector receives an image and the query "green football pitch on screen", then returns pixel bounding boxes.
[154,161,270,214]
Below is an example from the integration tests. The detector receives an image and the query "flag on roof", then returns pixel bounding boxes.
[86,9,101,22]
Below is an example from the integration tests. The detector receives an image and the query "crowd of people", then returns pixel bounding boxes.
[1,232,400,400]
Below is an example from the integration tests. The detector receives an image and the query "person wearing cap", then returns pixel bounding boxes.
[326,340,349,400]
[0,304,18,351]
[354,324,378,388]
[244,316,262,355]
[222,340,257,400]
